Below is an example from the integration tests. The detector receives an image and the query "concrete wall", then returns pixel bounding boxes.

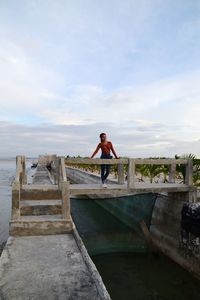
[38,154,57,166]
[66,167,113,184]
[151,192,185,244]
[150,192,200,279]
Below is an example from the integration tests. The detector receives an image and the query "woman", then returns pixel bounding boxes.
[90,133,119,187]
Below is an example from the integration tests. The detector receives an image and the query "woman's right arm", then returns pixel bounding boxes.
[90,144,100,158]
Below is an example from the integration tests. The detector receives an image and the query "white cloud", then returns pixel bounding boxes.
[0,39,66,120]
[36,70,200,135]
[1,119,200,158]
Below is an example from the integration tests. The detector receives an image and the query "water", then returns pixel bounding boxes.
[71,198,200,300]
[71,198,148,255]
[0,158,15,243]
[93,253,200,300]
[0,158,34,245]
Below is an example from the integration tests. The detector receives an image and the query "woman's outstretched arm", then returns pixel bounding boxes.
[110,142,119,159]
[90,144,100,158]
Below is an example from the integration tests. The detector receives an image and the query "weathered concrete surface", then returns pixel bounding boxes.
[150,192,200,279]
[0,234,110,300]
[66,167,193,196]
[10,162,74,237]
[20,184,62,200]
[21,185,61,200]
[69,183,191,195]
[9,218,73,236]
[20,199,62,216]
[65,167,115,185]
[32,165,52,185]
[5,158,110,299]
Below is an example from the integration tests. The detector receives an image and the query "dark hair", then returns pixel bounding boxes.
[99,133,106,138]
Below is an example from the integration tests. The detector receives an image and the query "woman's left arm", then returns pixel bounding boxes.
[110,142,119,159]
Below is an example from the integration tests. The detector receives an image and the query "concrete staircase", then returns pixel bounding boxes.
[10,160,73,236]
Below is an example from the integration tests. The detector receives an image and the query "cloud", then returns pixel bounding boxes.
[1,119,200,158]
[0,39,66,122]
[0,1,200,157]
[35,69,200,134]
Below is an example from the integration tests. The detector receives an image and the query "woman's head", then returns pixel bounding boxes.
[100,133,107,142]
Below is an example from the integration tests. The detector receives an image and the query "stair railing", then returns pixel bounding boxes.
[58,157,71,220]
[11,155,26,219]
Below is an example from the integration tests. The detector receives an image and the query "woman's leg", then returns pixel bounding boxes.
[101,164,106,183]
[104,164,111,182]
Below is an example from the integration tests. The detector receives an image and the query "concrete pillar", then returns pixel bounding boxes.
[12,181,20,219]
[169,163,176,183]
[16,156,23,186]
[117,164,125,184]
[185,158,193,186]
[127,159,135,189]
[51,156,59,185]
[58,157,62,190]
[61,181,71,220]
[187,188,197,203]
[21,156,27,185]
[60,157,67,181]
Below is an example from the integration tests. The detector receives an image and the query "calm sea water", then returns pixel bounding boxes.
[0,158,16,243]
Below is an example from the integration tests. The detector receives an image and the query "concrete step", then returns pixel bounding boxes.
[21,184,61,200]
[20,200,62,216]
[9,216,73,236]
[20,215,63,220]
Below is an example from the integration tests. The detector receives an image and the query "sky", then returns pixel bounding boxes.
[1,0,200,158]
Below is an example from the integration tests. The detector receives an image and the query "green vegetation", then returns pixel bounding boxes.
[175,154,200,186]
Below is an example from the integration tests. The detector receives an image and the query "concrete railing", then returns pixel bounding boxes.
[11,156,26,219]
[129,158,192,188]
[65,157,193,188]
[66,158,127,185]
[14,155,27,185]
[58,157,71,220]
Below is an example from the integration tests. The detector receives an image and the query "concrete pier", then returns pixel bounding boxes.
[0,235,108,300]
[1,154,199,299]
[0,156,111,300]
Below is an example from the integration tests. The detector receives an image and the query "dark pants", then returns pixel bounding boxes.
[101,154,112,183]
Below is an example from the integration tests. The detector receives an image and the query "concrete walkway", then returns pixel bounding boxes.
[0,160,110,300]
[0,234,108,300]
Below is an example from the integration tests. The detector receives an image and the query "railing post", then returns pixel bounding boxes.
[53,157,59,185]
[12,181,20,219]
[127,158,135,189]
[58,157,62,189]
[169,163,176,183]
[61,156,67,182]
[117,163,125,184]
[61,181,71,220]
[185,158,193,185]
[187,189,197,203]
[16,156,22,186]
[21,155,27,184]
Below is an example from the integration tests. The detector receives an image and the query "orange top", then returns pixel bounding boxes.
[91,140,118,159]
[98,141,112,155]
